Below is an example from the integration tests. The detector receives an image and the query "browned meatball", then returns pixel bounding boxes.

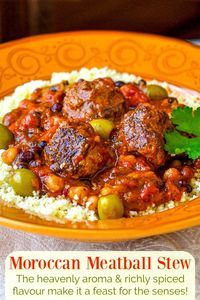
[118,103,171,167]
[44,122,114,178]
[62,78,126,121]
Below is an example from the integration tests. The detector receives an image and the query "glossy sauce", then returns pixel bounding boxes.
[2,78,195,215]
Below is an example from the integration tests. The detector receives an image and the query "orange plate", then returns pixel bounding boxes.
[0,31,200,242]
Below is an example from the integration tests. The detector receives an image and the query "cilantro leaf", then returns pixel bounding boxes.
[164,130,200,159]
[171,106,200,136]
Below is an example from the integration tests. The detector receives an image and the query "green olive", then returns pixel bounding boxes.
[98,194,124,220]
[89,119,114,139]
[9,168,38,197]
[146,84,168,100]
[0,124,14,149]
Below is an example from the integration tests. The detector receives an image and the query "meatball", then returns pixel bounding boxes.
[118,103,171,167]
[62,78,126,121]
[44,122,113,178]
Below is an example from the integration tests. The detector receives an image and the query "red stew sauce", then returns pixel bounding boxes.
[2,78,195,216]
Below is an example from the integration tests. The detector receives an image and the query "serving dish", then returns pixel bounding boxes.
[0,30,200,242]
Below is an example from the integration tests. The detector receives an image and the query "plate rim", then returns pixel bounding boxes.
[0,30,199,49]
[0,30,200,241]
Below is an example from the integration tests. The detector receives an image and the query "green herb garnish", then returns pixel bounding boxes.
[165,106,200,159]
[165,130,200,159]
[171,106,200,136]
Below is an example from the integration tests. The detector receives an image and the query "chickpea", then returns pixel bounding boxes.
[45,174,65,193]
[100,186,113,196]
[1,147,18,165]
[163,168,180,181]
[68,186,89,202]
[88,195,99,211]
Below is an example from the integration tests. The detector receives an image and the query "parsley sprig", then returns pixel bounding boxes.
[164,106,200,159]
[171,106,200,136]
